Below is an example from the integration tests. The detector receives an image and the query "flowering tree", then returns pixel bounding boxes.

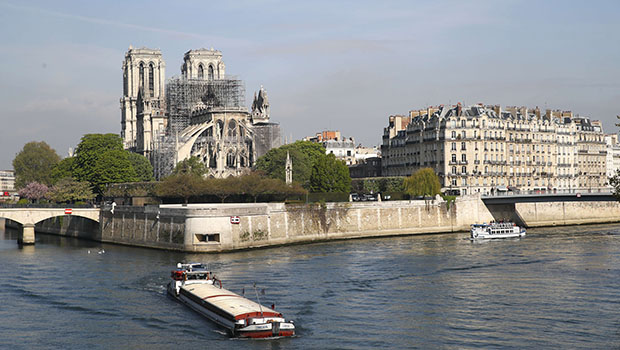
[18,182,49,203]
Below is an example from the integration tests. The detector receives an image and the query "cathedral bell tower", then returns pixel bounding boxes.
[120,46,166,156]
[181,48,225,80]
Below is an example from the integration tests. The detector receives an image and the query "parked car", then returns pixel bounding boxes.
[362,194,377,201]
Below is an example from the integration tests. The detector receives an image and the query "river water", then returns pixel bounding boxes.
[1,224,619,349]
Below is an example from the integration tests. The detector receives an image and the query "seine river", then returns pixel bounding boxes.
[1,223,619,349]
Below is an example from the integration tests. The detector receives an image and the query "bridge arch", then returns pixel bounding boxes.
[0,208,100,245]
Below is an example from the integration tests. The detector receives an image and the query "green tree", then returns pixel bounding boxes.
[609,169,620,200]
[172,156,206,177]
[128,153,154,181]
[309,153,352,193]
[255,141,326,189]
[237,172,297,202]
[404,168,441,198]
[92,150,137,191]
[12,141,61,188]
[73,134,137,195]
[238,172,270,202]
[363,179,380,194]
[51,157,76,184]
[204,177,239,203]
[47,178,95,203]
[155,173,203,204]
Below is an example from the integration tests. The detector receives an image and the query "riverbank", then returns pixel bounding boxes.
[96,195,490,252]
[28,195,620,252]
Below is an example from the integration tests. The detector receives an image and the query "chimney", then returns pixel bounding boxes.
[457,102,462,116]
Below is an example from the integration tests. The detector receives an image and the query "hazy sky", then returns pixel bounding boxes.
[1,0,619,169]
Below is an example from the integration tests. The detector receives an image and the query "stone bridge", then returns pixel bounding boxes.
[480,192,620,227]
[0,208,100,244]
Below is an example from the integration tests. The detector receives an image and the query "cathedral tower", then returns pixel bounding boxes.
[181,48,225,80]
[120,46,166,155]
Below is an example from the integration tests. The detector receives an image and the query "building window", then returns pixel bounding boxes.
[451,154,456,162]
[227,152,236,168]
[461,120,466,128]
[461,142,466,150]
[462,166,467,174]
[452,166,457,174]
[139,63,145,89]
[462,131,466,139]
[451,131,456,139]
[198,64,204,79]
[228,120,237,137]
[123,69,128,96]
[461,154,467,162]
[451,142,456,151]
[208,64,215,80]
[195,233,220,242]
[148,63,154,96]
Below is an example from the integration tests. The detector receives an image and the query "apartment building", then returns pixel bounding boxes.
[381,104,607,194]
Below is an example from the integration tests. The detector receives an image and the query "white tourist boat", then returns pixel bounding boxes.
[470,222,526,240]
[167,263,295,339]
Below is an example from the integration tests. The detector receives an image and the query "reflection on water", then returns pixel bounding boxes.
[1,224,619,349]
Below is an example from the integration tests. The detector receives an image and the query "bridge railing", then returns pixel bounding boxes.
[0,203,99,209]
[482,189,613,197]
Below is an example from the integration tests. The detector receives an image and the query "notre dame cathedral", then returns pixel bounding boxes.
[120,46,281,178]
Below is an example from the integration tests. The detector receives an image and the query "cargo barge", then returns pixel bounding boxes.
[167,263,295,338]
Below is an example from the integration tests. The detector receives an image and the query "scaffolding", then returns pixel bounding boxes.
[151,76,248,179]
[166,76,246,134]
[151,132,177,180]
[253,122,282,159]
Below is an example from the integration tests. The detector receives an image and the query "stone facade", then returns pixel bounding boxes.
[121,47,281,178]
[304,130,358,165]
[381,104,607,194]
[605,134,620,182]
[181,48,225,80]
[0,170,15,193]
[120,47,166,155]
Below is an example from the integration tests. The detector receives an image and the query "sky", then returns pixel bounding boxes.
[1,0,619,169]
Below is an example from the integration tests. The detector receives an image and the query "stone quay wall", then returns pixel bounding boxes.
[514,201,620,227]
[98,196,493,252]
[36,216,100,240]
[23,196,620,252]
